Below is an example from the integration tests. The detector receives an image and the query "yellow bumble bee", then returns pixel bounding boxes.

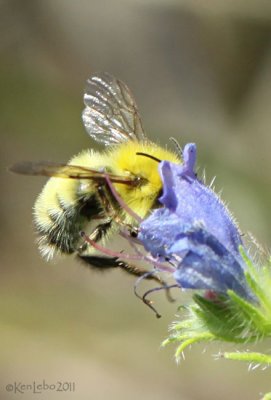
[11,73,180,281]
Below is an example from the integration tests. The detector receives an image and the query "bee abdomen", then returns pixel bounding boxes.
[34,199,84,260]
[33,178,100,261]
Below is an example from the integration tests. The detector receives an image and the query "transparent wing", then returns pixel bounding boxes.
[10,161,136,185]
[82,72,146,146]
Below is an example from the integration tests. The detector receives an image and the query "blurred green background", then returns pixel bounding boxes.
[1,1,271,399]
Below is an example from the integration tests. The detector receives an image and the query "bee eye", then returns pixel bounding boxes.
[132,176,147,187]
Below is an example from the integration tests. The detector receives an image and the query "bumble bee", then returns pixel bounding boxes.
[10,73,181,281]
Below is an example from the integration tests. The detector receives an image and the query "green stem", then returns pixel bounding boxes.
[224,351,271,365]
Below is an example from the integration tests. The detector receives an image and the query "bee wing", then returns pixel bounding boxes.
[9,161,135,185]
[82,72,147,146]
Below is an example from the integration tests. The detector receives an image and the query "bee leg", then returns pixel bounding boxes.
[77,254,174,304]
[77,254,120,271]
[115,260,172,292]
[88,220,112,242]
[77,254,161,282]
[77,220,112,254]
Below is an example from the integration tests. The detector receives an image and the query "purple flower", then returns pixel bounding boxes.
[138,143,253,300]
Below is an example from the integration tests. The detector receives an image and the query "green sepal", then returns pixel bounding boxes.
[164,249,271,361]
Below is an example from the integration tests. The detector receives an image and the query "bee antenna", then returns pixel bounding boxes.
[169,137,183,156]
[136,152,161,163]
